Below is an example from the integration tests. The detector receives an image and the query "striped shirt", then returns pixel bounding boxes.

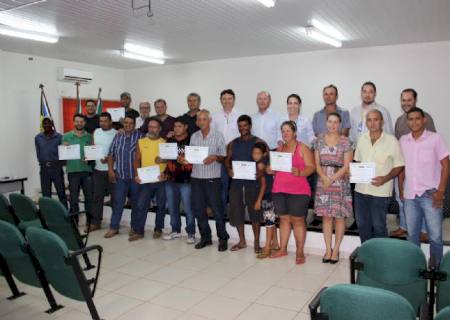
[109,130,143,179]
[190,128,226,179]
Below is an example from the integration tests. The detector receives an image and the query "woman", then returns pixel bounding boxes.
[268,121,315,264]
[278,94,315,146]
[313,112,353,264]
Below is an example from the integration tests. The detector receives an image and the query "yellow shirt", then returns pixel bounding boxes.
[354,132,404,197]
[138,137,167,173]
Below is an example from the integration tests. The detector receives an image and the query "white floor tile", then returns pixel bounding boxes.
[145,265,198,285]
[179,273,229,293]
[116,259,163,277]
[117,302,182,320]
[217,279,271,302]
[115,278,172,301]
[257,286,311,312]
[151,286,208,311]
[236,303,298,320]
[189,294,251,320]
[76,292,143,319]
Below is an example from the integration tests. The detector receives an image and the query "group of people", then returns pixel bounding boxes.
[34,82,449,267]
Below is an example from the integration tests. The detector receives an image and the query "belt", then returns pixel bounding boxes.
[40,160,62,168]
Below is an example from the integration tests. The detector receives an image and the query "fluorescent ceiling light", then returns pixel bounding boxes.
[121,51,165,64]
[0,12,57,35]
[311,18,346,41]
[256,0,275,8]
[302,27,342,48]
[0,26,58,43]
[124,42,165,59]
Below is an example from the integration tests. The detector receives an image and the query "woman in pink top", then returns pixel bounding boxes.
[268,121,315,264]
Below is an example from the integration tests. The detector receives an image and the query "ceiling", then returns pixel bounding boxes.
[0,0,450,69]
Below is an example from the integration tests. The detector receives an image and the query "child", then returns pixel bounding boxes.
[252,142,280,259]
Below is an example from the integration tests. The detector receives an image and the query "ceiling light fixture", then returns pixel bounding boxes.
[122,42,165,64]
[121,51,165,65]
[0,12,57,35]
[0,26,58,43]
[256,0,275,8]
[310,18,346,41]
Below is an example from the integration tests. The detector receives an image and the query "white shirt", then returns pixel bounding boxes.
[211,107,243,144]
[350,102,394,144]
[251,108,280,149]
[93,128,117,171]
[278,114,315,147]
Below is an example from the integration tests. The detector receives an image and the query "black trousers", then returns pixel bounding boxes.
[39,163,67,208]
[68,172,93,223]
[91,170,114,225]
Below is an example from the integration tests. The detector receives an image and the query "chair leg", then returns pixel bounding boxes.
[71,258,101,320]
[82,253,95,270]
[0,255,25,300]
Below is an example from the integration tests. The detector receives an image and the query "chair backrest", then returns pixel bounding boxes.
[26,227,85,301]
[9,193,39,222]
[320,284,416,320]
[38,197,81,250]
[0,194,15,224]
[355,238,427,314]
[437,251,450,312]
[0,221,41,287]
[436,306,450,320]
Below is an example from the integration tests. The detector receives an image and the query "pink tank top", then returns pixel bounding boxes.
[272,142,311,195]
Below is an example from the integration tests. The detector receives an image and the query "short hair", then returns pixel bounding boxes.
[99,112,112,121]
[120,92,131,100]
[154,98,167,106]
[257,91,271,99]
[148,116,163,128]
[73,113,86,121]
[174,116,188,126]
[197,109,211,119]
[287,93,302,104]
[323,84,338,96]
[401,88,418,99]
[139,101,151,108]
[281,120,297,133]
[85,99,96,106]
[123,115,136,123]
[407,107,425,118]
[237,114,252,126]
[187,92,201,102]
[253,142,268,154]
[220,89,235,99]
[366,109,384,120]
[361,81,377,92]
[327,112,342,122]
[42,116,53,124]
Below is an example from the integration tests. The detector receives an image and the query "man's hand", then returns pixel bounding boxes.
[108,170,117,184]
[135,176,142,184]
[254,200,262,211]
[432,190,445,208]
[167,131,175,138]
[159,173,167,182]
[100,157,108,164]
[155,156,163,164]
[371,176,387,187]
[203,155,217,165]
[228,169,234,178]
[177,154,188,165]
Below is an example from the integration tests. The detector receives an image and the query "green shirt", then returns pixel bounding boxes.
[62,130,93,173]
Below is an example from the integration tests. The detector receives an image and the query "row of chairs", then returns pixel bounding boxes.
[309,238,450,320]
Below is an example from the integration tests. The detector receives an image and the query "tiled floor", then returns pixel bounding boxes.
[0,227,351,320]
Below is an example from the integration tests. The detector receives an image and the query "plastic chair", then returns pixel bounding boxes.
[9,193,43,232]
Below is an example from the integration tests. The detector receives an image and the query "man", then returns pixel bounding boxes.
[225,115,265,252]
[136,101,151,130]
[104,116,142,238]
[84,99,100,134]
[62,114,93,224]
[180,93,201,135]
[133,117,167,241]
[399,107,449,267]
[354,109,404,243]
[113,92,140,129]
[251,91,280,150]
[141,99,175,139]
[391,88,436,238]
[350,81,393,143]
[35,117,67,207]
[90,112,116,231]
[163,117,196,243]
[312,85,351,137]
[186,109,229,251]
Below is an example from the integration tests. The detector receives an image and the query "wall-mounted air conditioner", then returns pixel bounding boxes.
[57,67,94,83]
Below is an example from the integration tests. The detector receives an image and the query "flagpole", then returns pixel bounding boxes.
[96,87,102,114]
[75,81,81,114]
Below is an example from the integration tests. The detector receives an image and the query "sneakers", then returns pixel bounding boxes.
[162,232,182,240]
[153,230,162,239]
[186,234,196,244]
[104,229,119,238]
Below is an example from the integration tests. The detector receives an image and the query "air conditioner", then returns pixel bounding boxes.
[57,67,94,83]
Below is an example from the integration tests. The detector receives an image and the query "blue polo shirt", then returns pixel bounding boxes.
[35,131,62,163]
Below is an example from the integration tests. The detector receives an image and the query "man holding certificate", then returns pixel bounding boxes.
[353,109,404,243]
[186,109,229,251]
[133,117,167,241]
[225,115,265,253]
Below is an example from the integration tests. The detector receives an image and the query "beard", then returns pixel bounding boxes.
[147,132,159,139]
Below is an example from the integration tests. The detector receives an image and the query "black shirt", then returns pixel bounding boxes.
[112,108,140,130]
[85,114,100,134]
[165,136,192,183]
[180,112,199,135]
[140,115,176,139]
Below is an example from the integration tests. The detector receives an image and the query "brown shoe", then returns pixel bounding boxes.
[128,233,144,242]
[88,224,101,232]
[129,229,136,237]
[390,228,408,237]
[420,232,429,243]
[153,230,162,239]
[104,229,119,238]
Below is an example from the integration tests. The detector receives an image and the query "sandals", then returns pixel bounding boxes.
[230,243,247,251]
[296,255,306,265]
[270,250,288,259]
[256,251,271,259]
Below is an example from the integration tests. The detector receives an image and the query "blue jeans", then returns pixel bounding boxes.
[404,192,443,266]
[110,178,139,230]
[354,192,390,243]
[395,179,426,232]
[166,182,195,235]
[134,182,166,234]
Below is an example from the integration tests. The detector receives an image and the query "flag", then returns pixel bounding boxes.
[39,84,52,131]
[75,82,82,114]
[96,87,103,115]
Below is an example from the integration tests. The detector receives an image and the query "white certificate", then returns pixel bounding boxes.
[159,143,178,160]
[270,151,292,172]
[350,162,376,184]
[137,165,160,184]
[185,146,209,164]
[84,145,105,160]
[232,161,256,180]
[58,145,81,160]
[108,107,125,122]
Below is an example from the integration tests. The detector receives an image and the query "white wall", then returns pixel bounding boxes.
[124,40,450,143]
[0,50,125,196]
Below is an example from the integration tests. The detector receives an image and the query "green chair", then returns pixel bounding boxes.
[350,238,429,316]
[0,221,62,313]
[0,194,17,224]
[436,251,450,312]
[9,193,43,232]
[435,306,450,320]
[26,227,103,320]
[309,284,416,320]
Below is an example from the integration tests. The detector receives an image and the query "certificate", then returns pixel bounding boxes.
[108,107,125,122]
[84,145,105,160]
[270,151,292,172]
[159,143,178,160]
[58,145,80,160]
[350,162,376,184]
[137,165,160,184]
[232,161,256,180]
[185,146,209,164]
